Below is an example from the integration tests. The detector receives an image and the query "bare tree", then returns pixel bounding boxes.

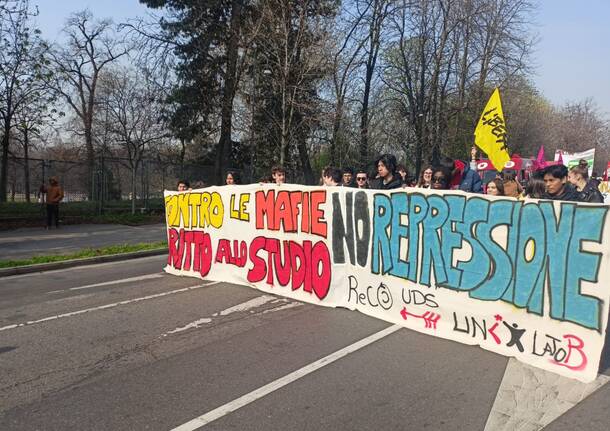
[358,0,391,168]
[98,66,169,214]
[326,0,371,166]
[13,86,60,202]
[47,10,128,198]
[382,0,456,172]
[0,0,48,201]
[255,0,336,183]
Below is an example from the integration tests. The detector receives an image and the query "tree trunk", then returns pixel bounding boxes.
[131,166,137,215]
[179,138,186,178]
[281,85,287,166]
[23,128,30,203]
[214,0,242,185]
[85,126,95,200]
[295,110,314,185]
[359,65,373,168]
[331,99,344,166]
[296,138,314,185]
[0,121,9,202]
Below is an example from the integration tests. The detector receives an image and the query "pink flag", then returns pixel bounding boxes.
[534,145,546,169]
[557,151,564,165]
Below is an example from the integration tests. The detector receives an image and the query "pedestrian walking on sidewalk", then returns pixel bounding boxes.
[42,177,64,229]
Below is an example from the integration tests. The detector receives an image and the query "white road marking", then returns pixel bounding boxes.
[260,302,302,314]
[484,358,610,431]
[216,295,277,316]
[0,281,220,333]
[0,255,164,280]
[171,325,402,431]
[164,318,213,335]
[163,295,292,337]
[47,273,165,294]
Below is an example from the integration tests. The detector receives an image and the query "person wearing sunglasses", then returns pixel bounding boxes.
[355,170,369,189]
[430,167,452,190]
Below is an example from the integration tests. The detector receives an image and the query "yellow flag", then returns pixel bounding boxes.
[474,88,510,171]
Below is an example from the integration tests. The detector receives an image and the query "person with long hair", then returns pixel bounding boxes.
[226,171,241,185]
[486,178,504,196]
[417,166,434,188]
[524,174,546,199]
[502,172,522,198]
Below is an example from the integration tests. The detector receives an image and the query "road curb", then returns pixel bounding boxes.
[0,248,167,277]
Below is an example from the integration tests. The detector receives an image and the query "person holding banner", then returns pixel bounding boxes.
[322,166,342,186]
[542,165,579,201]
[430,167,452,190]
[416,166,433,188]
[502,172,522,199]
[568,166,604,203]
[485,178,504,196]
[524,172,546,199]
[355,170,369,189]
[271,166,286,185]
[225,171,240,185]
[342,167,355,187]
[176,180,190,192]
[369,154,402,190]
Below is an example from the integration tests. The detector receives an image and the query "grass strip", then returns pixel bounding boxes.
[0,241,167,269]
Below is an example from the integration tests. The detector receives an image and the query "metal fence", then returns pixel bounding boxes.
[5,155,220,210]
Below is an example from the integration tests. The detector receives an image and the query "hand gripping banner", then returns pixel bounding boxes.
[164,184,610,383]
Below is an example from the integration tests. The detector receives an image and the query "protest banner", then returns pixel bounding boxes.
[164,185,610,383]
[555,148,595,176]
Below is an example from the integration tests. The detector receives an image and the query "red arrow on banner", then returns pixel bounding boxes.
[400,307,440,329]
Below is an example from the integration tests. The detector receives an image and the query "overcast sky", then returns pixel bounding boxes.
[33,0,610,117]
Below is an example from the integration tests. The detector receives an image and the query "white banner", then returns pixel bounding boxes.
[164,185,610,383]
[555,148,595,176]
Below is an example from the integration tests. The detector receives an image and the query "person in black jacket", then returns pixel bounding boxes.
[355,169,369,189]
[342,167,355,187]
[322,166,342,186]
[369,154,402,190]
[542,165,580,201]
[568,165,604,203]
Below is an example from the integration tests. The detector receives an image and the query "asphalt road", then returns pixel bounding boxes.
[0,224,167,261]
[0,255,609,430]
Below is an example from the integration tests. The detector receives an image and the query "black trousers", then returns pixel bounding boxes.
[46,204,59,227]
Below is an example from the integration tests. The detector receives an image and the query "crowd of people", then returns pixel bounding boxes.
[178,154,605,204]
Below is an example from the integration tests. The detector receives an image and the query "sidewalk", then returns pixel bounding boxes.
[0,224,167,261]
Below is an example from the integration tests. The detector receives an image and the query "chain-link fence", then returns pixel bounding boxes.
[5,155,227,212]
